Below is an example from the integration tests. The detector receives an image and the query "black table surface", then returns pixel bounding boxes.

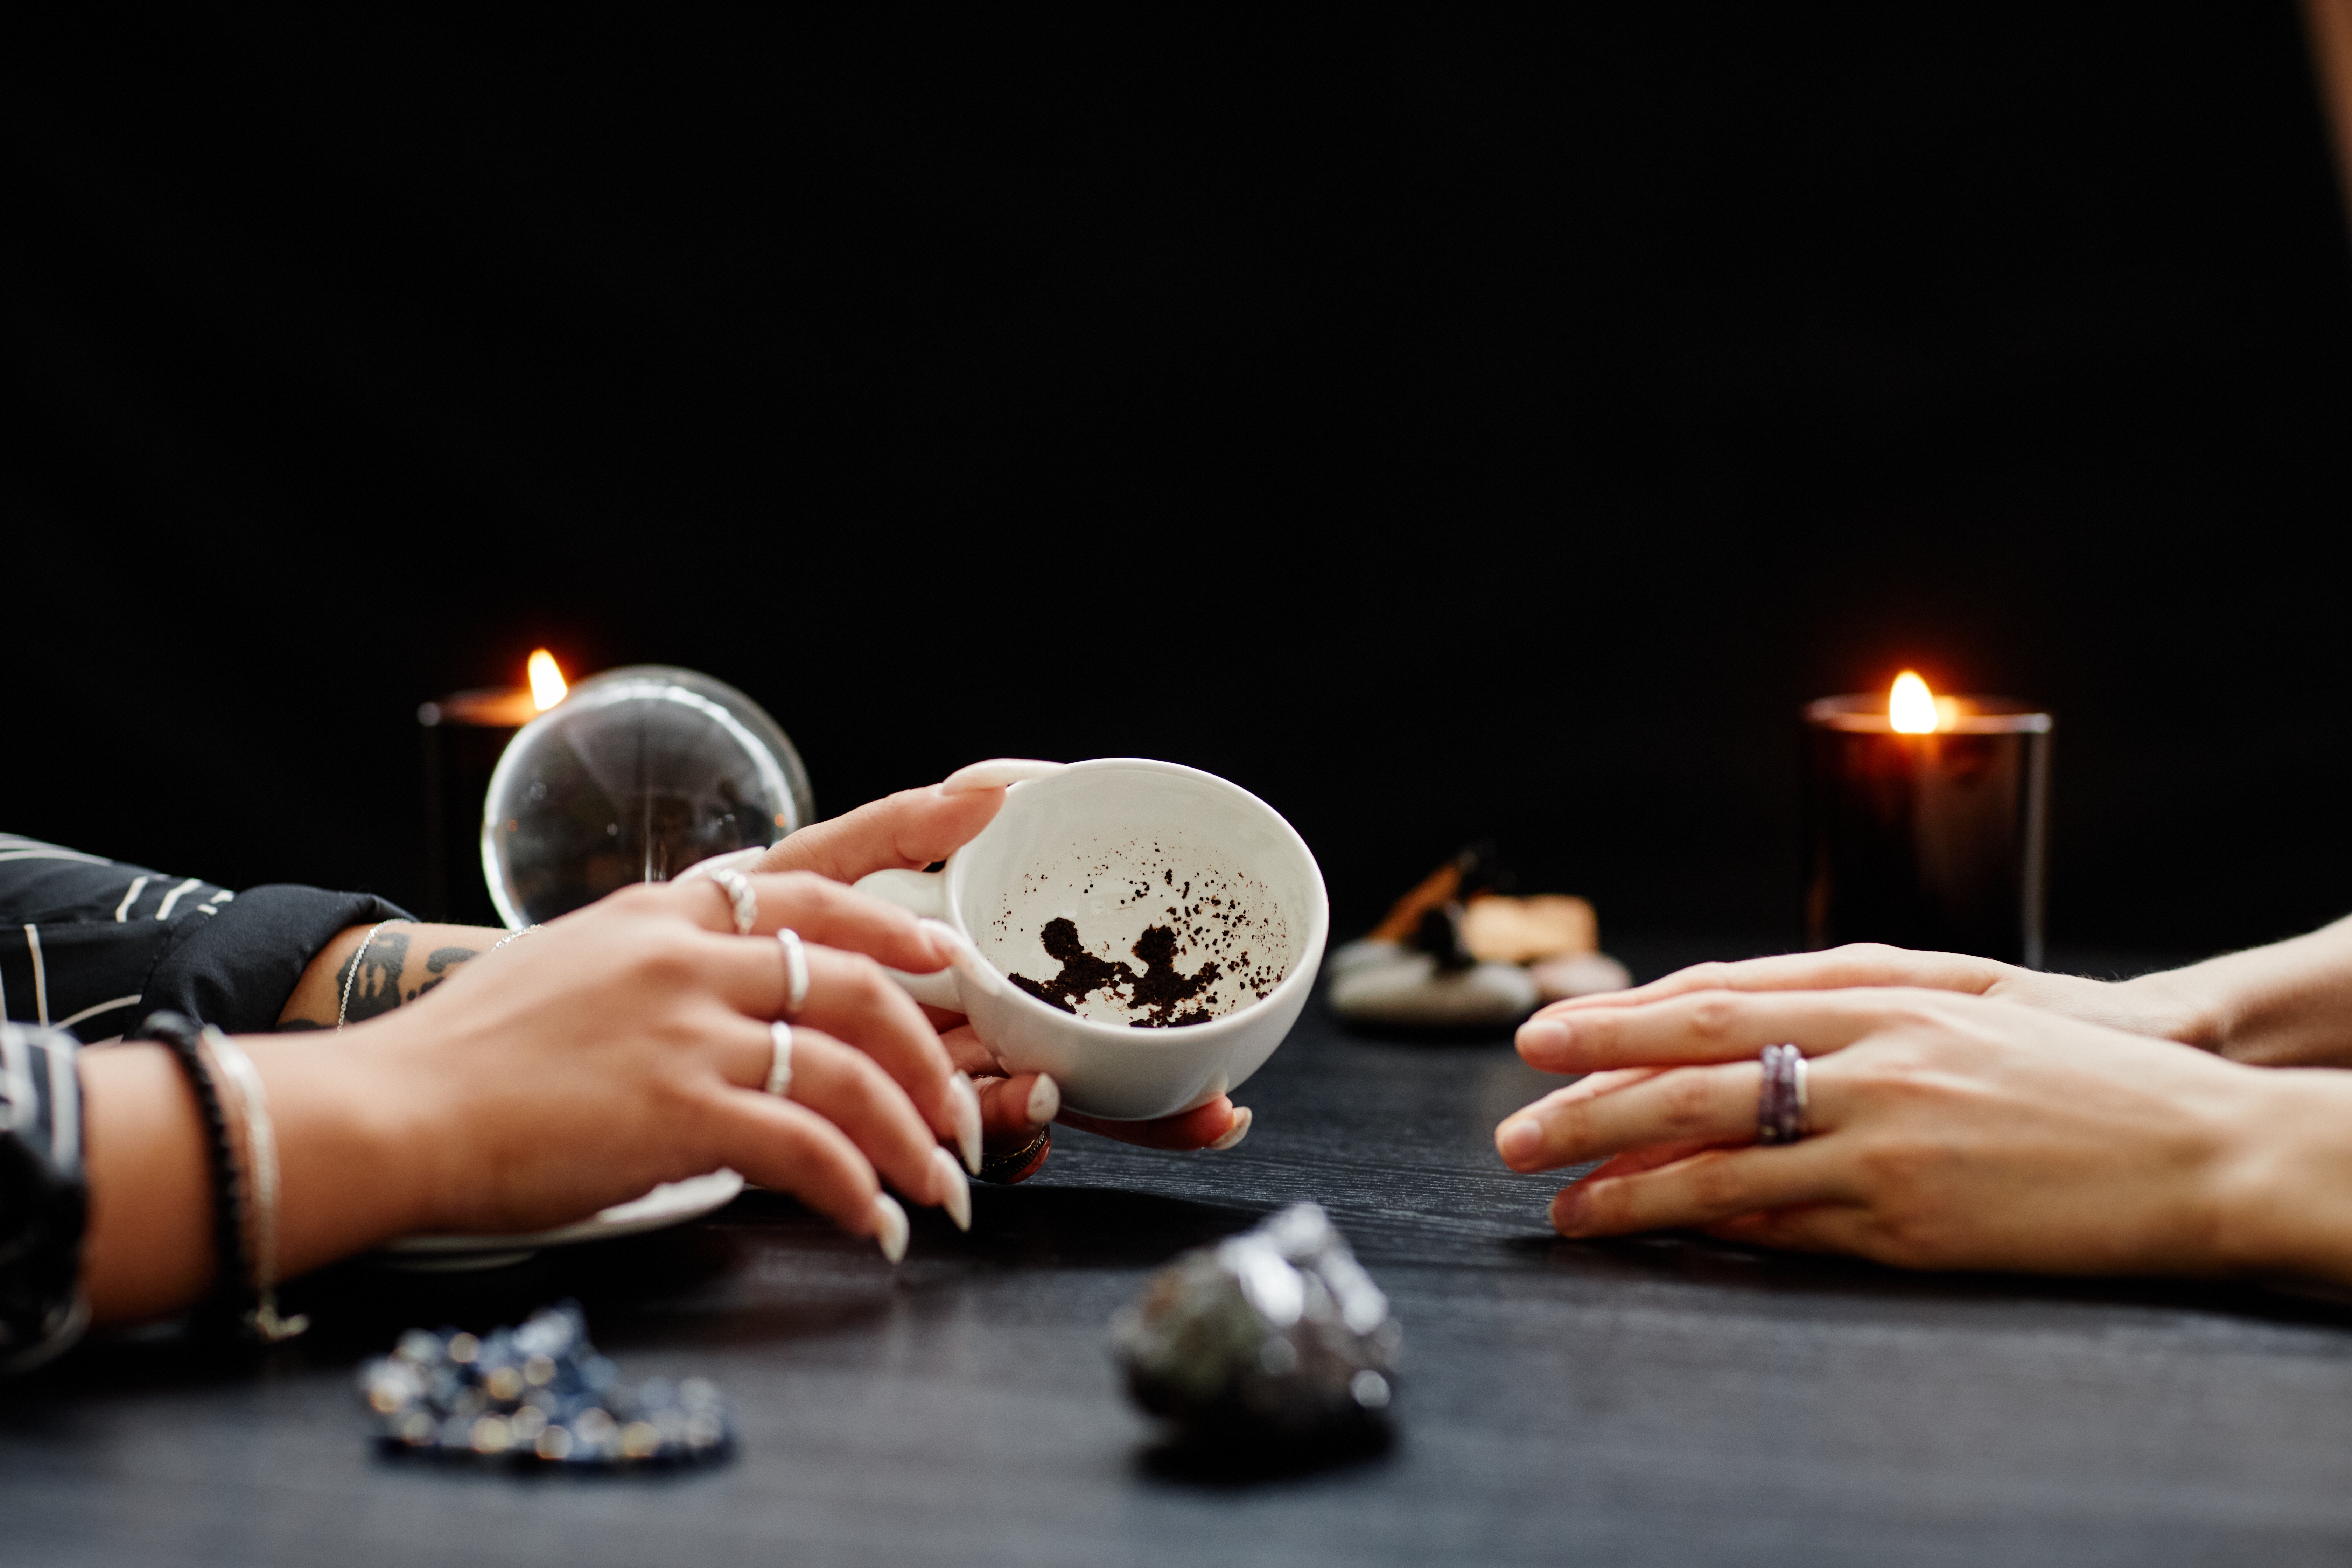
[12,941,2352,1567]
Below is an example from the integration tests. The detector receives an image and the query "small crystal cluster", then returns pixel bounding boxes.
[1113,1203,1400,1442]
[359,1301,732,1468]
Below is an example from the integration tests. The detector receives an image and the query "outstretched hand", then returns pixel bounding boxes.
[1523,943,2208,1056]
[1490,981,2352,1281]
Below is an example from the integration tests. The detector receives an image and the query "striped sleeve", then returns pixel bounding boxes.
[0,1022,88,1371]
[0,835,412,1038]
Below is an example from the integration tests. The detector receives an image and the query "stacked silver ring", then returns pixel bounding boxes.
[776,927,808,1015]
[765,1022,794,1098]
[710,868,758,937]
[1757,1043,1808,1144]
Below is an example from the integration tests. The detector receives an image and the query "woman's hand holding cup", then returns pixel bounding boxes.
[730,766,1256,1175]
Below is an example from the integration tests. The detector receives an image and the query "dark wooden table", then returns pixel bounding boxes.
[11,942,2352,1567]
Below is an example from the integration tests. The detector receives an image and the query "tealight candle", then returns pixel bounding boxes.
[419,651,568,923]
[1802,672,2052,967]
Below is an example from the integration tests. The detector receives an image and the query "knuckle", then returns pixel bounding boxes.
[774,870,830,904]
[629,932,702,989]
[1656,1071,1718,1131]
[1686,997,1739,1040]
[610,882,672,917]
[1858,1206,1949,1269]
[832,952,896,1010]
[1575,1012,1620,1053]
[1684,1154,1745,1210]
[1547,1097,1594,1153]
[1853,1133,1944,1191]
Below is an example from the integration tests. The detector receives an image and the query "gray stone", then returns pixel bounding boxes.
[1113,1203,1401,1444]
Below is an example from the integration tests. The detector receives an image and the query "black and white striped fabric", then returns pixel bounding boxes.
[0,1021,88,1371]
[0,835,411,1372]
[0,834,411,1038]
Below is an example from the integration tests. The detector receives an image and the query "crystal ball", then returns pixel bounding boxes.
[482,665,814,929]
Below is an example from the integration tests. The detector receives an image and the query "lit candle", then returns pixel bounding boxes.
[1803,672,2052,967]
[419,651,568,923]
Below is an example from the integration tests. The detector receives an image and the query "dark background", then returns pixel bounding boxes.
[8,6,2350,955]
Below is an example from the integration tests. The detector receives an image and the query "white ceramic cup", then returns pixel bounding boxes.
[854,758,1328,1121]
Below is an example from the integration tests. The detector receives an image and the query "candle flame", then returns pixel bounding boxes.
[528,650,568,712]
[1889,671,1939,733]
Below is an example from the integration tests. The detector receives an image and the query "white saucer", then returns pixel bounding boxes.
[370,1170,746,1272]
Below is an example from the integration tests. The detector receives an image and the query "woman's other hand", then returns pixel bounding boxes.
[1493,985,2352,1284]
[1524,944,2212,1054]
[1531,920,2352,1069]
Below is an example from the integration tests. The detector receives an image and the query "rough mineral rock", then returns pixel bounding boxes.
[1113,1203,1400,1443]
[358,1301,733,1468]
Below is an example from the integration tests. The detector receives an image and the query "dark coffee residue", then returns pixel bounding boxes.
[1011,917,1224,1028]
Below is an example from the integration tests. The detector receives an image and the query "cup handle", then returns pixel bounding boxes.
[854,869,963,1009]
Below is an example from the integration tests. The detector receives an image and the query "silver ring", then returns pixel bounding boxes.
[1757,1043,1808,1144]
[776,927,809,1016]
[765,1021,794,1098]
[710,867,757,937]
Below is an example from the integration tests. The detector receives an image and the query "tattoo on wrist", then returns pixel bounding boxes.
[275,926,486,1030]
[340,929,411,1025]
[416,946,480,1000]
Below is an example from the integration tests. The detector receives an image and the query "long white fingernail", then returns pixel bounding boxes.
[1026,1073,1061,1126]
[932,1147,972,1232]
[1208,1106,1254,1152]
[941,758,1066,794]
[872,1194,909,1264]
[947,1074,983,1174]
[918,918,966,967]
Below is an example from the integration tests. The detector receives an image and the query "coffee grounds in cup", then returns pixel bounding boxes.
[1010,916,1224,1028]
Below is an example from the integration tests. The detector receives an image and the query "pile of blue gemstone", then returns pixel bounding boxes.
[359,1301,733,1468]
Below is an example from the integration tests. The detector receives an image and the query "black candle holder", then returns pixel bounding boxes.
[418,688,536,925]
[1802,694,2052,968]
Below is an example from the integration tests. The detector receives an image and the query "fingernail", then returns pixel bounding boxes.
[1208,1106,1254,1152]
[1518,1019,1570,1057]
[1550,1187,1588,1237]
[1026,1073,1061,1126]
[931,1147,972,1232]
[941,758,1066,794]
[872,1194,909,1263]
[918,917,964,968]
[947,1073,983,1174]
[1497,1117,1543,1167]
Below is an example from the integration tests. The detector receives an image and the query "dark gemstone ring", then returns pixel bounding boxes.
[977,1125,1051,1185]
[1757,1042,1809,1145]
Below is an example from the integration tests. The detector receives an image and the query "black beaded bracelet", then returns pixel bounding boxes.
[130,1011,253,1337]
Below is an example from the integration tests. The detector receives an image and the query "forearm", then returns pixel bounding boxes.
[2124,915,2352,1066]
[78,1037,430,1323]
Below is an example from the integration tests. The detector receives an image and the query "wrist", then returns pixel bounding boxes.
[243,1021,448,1273]
[2112,970,2227,1053]
[2207,1071,2352,1284]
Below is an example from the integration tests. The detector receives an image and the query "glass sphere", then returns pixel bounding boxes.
[482,665,815,929]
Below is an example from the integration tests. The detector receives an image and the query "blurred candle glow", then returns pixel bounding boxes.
[1889,671,1939,733]
[529,649,568,711]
